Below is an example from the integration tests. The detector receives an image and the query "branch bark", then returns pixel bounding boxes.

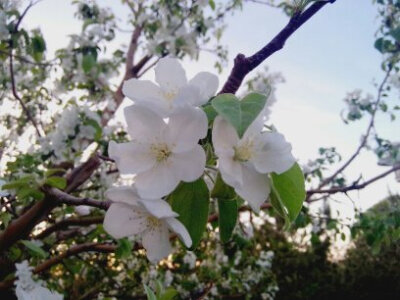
[219,0,336,95]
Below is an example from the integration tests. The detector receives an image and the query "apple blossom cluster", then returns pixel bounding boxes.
[0,1,21,41]
[41,104,102,163]
[15,261,63,300]
[376,141,400,182]
[341,89,374,122]
[104,57,296,262]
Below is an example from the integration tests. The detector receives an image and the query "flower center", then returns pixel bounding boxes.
[150,143,172,162]
[147,216,161,230]
[162,89,178,103]
[233,140,254,162]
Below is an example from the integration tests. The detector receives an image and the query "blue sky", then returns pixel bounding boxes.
[25,0,399,215]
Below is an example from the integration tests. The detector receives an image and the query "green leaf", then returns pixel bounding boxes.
[270,163,305,227]
[45,168,66,177]
[212,174,237,242]
[160,288,178,300]
[83,118,102,141]
[211,93,267,138]
[81,53,96,73]
[17,187,44,201]
[202,104,218,123]
[218,198,238,243]
[115,238,132,259]
[21,240,48,258]
[170,179,210,249]
[30,35,46,62]
[209,0,216,10]
[45,177,67,190]
[144,285,158,300]
[389,26,400,42]
[211,173,235,199]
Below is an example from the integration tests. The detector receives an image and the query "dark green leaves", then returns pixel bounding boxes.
[270,163,306,228]
[211,92,268,138]
[212,174,238,243]
[170,179,210,249]
[30,35,46,62]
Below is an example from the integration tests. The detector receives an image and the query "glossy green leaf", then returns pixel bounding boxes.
[170,179,210,249]
[270,163,306,226]
[218,198,238,243]
[144,285,157,300]
[211,92,268,138]
[82,53,96,73]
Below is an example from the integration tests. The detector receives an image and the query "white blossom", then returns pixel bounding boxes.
[109,105,207,199]
[103,186,192,262]
[212,116,295,212]
[15,261,63,300]
[122,57,218,117]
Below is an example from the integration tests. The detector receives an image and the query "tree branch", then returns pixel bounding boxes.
[34,216,104,240]
[219,0,336,95]
[0,243,116,290]
[45,187,111,211]
[307,164,400,197]
[315,65,394,191]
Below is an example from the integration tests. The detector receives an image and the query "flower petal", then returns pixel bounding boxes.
[155,57,187,91]
[122,78,162,102]
[166,106,208,153]
[139,199,178,219]
[135,163,180,199]
[187,72,219,105]
[235,166,271,213]
[165,217,192,248]
[169,145,206,182]
[108,141,156,175]
[105,186,141,205]
[123,105,166,142]
[103,203,147,239]
[219,155,243,187]
[212,116,239,154]
[251,132,295,174]
[142,225,172,262]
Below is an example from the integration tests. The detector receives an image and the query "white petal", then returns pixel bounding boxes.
[212,116,239,154]
[166,106,208,153]
[103,203,147,239]
[123,105,166,142]
[155,57,187,91]
[122,78,162,102]
[142,225,172,262]
[108,141,156,175]
[165,218,192,248]
[169,145,206,182]
[188,72,219,105]
[135,163,180,199]
[235,166,271,213]
[219,155,243,188]
[251,132,295,174]
[105,186,141,205]
[139,199,178,219]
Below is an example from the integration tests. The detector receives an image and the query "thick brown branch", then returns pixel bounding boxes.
[219,0,336,94]
[0,156,101,253]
